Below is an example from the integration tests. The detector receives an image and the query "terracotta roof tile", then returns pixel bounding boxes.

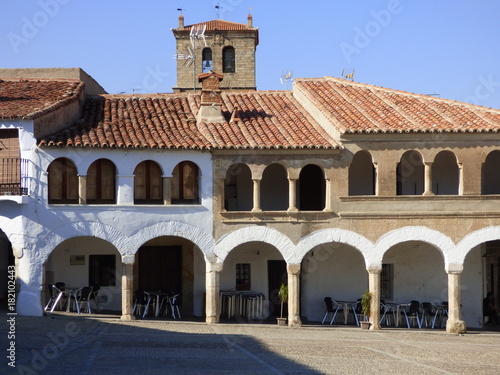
[184,19,252,31]
[0,79,84,119]
[295,77,500,134]
[39,91,338,150]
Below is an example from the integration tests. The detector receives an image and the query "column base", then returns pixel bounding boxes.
[423,191,435,196]
[288,317,302,327]
[369,322,381,330]
[206,316,219,324]
[446,320,467,334]
[121,314,136,321]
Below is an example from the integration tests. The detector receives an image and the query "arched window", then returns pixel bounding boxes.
[224,163,252,211]
[397,150,424,195]
[48,158,78,204]
[432,151,459,195]
[261,164,288,211]
[482,151,500,194]
[134,160,163,204]
[349,151,375,195]
[171,161,199,204]
[298,164,325,211]
[87,159,116,204]
[202,48,213,73]
[223,46,235,73]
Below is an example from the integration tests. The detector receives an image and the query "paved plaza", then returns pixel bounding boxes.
[2,313,500,374]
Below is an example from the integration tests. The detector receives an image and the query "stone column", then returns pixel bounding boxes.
[287,264,302,327]
[78,175,87,204]
[367,266,381,330]
[121,255,136,321]
[446,266,467,334]
[288,179,298,212]
[206,256,222,324]
[458,163,464,195]
[251,179,262,212]
[373,162,379,196]
[162,176,172,205]
[324,178,332,211]
[423,162,434,195]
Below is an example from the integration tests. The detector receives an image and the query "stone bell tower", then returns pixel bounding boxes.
[172,14,259,92]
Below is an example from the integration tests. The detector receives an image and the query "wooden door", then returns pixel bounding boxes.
[138,246,182,294]
[268,260,287,317]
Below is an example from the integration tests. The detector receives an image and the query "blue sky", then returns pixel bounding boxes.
[2,0,500,109]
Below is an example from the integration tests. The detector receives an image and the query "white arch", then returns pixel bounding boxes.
[38,221,130,263]
[296,228,376,266]
[376,226,455,265]
[216,227,295,263]
[128,221,214,257]
[456,226,500,264]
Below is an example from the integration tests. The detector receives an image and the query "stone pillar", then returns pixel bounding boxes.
[288,179,298,212]
[251,179,262,212]
[324,178,332,211]
[117,175,134,205]
[206,257,222,324]
[287,264,302,327]
[78,175,87,204]
[121,255,136,321]
[367,266,381,330]
[423,162,434,195]
[373,162,379,196]
[446,267,467,334]
[458,163,464,195]
[162,176,172,205]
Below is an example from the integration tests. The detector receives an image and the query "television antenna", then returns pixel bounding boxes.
[173,24,207,91]
[280,69,293,90]
[176,8,184,14]
[341,68,355,81]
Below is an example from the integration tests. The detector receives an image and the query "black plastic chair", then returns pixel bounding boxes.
[133,290,147,316]
[169,294,181,319]
[50,282,68,312]
[406,300,421,328]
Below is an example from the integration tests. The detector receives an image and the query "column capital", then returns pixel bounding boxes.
[121,254,135,265]
[445,264,463,274]
[366,265,382,274]
[287,263,301,275]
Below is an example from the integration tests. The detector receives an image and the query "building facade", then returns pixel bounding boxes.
[1,16,500,334]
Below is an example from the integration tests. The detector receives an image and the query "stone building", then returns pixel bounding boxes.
[1,15,500,334]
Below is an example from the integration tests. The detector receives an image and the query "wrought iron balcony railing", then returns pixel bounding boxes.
[0,158,28,196]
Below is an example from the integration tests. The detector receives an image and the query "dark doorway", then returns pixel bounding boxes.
[298,164,325,211]
[138,246,182,294]
[268,260,287,317]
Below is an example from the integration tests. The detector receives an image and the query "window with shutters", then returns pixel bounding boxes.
[171,161,199,204]
[134,160,163,204]
[48,158,78,204]
[87,159,116,204]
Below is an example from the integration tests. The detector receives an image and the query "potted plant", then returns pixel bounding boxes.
[360,290,372,330]
[277,283,288,326]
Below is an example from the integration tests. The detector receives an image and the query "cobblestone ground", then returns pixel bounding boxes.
[2,313,500,374]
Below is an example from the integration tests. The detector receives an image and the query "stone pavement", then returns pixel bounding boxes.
[2,313,500,374]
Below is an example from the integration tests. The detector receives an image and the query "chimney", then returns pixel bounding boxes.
[247,13,253,28]
[178,14,184,30]
[196,71,225,123]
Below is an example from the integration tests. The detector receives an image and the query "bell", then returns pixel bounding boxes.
[204,60,211,68]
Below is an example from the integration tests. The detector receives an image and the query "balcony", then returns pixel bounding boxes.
[0,158,29,198]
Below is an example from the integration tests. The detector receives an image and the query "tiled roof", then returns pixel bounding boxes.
[38,92,338,150]
[184,19,252,31]
[0,79,84,120]
[295,77,500,134]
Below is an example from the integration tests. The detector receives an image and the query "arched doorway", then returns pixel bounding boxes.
[0,230,14,306]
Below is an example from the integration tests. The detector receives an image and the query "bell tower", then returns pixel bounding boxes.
[172,14,259,92]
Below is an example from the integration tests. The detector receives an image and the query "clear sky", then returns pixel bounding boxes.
[2,0,500,109]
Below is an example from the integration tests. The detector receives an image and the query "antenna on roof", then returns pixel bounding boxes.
[280,69,294,90]
[341,68,355,81]
[215,2,223,19]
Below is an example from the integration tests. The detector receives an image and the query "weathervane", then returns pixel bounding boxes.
[215,2,223,19]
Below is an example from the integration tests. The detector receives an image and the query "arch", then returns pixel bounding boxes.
[376,226,455,266]
[482,150,500,194]
[349,150,375,195]
[222,46,235,73]
[224,163,252,211]
[216,227,295,263]
[261,163,288,211]
[37,221,131,264]
[432,151,459,195]
[171,160,199,204]
[456,226,500,265]
[87,158,116,204]
[296,228,375,266]
[202,47,213,73]
[47,157,78,203]
[128,221,214,258]
[298,164,325,211]
[397,150,424,195]
[134,160,163,204]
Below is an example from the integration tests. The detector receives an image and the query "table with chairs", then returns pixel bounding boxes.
[219,291,265,320]
[379,300,449,329]
[45,283,100,314]
[322,297,361,326]
[133,290,182,319]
